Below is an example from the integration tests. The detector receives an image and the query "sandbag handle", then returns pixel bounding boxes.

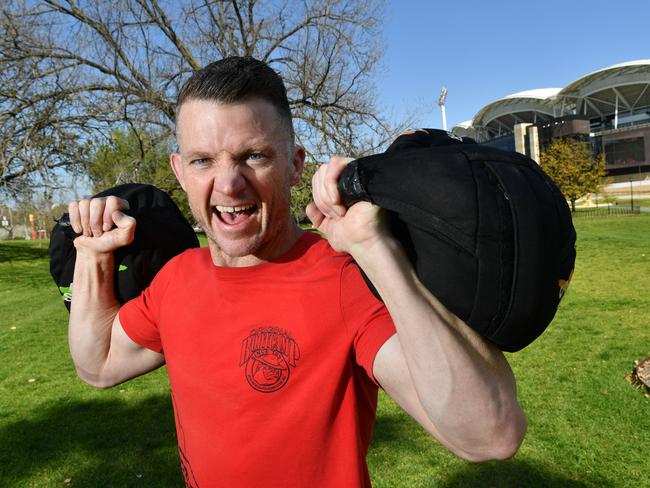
[337,160,372,208]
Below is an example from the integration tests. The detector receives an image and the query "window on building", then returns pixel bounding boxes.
[604,137,646,166]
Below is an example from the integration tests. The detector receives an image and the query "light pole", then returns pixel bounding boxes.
[438,87,448,131]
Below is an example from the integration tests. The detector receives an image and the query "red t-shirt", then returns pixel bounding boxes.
[120,231,396,487]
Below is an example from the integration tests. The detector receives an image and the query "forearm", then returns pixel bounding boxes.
[352,237,526,459]
[307,157,526,458]
[68,249,121,386]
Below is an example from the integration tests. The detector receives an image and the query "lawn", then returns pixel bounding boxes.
[1,215,649,487]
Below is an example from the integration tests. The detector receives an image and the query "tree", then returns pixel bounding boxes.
[290,161,319,223]
[88,126,192,220]
[1,0,401,198]
[0,4,91,198]
[539,137,606,211]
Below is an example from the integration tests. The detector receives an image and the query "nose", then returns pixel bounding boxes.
[212,165,247,196]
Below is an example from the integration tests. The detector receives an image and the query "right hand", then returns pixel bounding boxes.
[68,196,136,254]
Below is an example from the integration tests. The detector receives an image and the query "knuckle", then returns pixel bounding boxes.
[89,197,105,209]
[106,195,127,209]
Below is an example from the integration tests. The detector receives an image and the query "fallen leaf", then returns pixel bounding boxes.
[28,378,36,383]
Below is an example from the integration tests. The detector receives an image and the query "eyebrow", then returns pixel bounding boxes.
[182,151,212,161]
[184,143,277,160]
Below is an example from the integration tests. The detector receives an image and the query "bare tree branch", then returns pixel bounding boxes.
[1,0,403,198]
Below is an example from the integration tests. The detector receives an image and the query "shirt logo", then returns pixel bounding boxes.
[239,326,300,393]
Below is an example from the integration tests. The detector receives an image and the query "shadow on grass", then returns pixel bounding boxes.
[0,395,182,487]
[0,242,49,263]
[439,460,613,488]
[372,411,421,446]
[372,413,613,488]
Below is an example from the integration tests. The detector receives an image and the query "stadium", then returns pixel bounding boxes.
[452,60,650,198]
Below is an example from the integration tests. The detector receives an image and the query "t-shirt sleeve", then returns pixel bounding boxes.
[119,256,178,354]
[340,259,396,385]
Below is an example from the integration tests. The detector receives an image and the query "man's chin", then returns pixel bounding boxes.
[206,234,263,264]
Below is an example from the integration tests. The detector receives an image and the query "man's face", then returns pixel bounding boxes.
[171,98,304,266]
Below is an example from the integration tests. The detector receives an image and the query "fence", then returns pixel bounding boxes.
[572,205,641,218]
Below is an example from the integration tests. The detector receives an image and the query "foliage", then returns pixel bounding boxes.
[540,137,606,211]
[89,127,192,221]
[1,0,402,198]
[2,216,650,486]
[290,161,319,223]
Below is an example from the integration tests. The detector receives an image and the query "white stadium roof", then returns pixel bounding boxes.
[453,60,650,139]
[471,88,561,135]
[558,60,650,119]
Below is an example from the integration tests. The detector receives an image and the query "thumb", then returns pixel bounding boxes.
[112,210,135,228]
[111,210,136,245]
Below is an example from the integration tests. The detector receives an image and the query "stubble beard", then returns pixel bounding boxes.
[193,188,296,264]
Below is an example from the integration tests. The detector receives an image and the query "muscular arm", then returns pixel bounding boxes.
[67,197,165,388]
[354,235,525,461]
[307,157,527,462]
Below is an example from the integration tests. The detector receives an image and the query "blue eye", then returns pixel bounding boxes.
[191,158,209,165]
[249,153,264,161]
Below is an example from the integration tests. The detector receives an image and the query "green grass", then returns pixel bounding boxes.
[0,240,179,487]
[369,215,650,487]
[1,216,649,487]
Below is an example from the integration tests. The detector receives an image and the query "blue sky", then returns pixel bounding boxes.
[378,0,650,129]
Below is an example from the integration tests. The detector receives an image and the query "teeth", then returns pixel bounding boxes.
[214,204,254,213]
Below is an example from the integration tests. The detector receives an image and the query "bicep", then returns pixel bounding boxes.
[103,315,165,386]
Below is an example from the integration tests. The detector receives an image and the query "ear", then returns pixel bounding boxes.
[289,146,306,187]
[170,153,186,191]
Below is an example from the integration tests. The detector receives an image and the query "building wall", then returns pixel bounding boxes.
[481,134,515,152]
[601,126,650,176]
[478,119,650,179]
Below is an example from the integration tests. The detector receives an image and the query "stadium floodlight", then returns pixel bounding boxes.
[438,87,448,130]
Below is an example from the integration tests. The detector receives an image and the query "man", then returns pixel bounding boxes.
[67,57,526,487]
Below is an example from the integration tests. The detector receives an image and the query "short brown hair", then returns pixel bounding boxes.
[176,56,294,139]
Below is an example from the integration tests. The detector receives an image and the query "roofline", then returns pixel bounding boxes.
[472,88,560,126]
[464,60,650,130]
[562,59,650,94]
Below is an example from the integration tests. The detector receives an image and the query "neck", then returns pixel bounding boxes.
[208,220,304,267]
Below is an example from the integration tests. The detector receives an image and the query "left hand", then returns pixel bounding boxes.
[306,156,391,256]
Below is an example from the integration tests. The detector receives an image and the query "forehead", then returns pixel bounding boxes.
[175,98,289,154]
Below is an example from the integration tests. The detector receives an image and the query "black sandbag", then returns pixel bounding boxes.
[49,183,199,312]
[338,129,575,352]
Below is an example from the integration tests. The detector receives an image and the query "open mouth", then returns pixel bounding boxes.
[213,204,257,225]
